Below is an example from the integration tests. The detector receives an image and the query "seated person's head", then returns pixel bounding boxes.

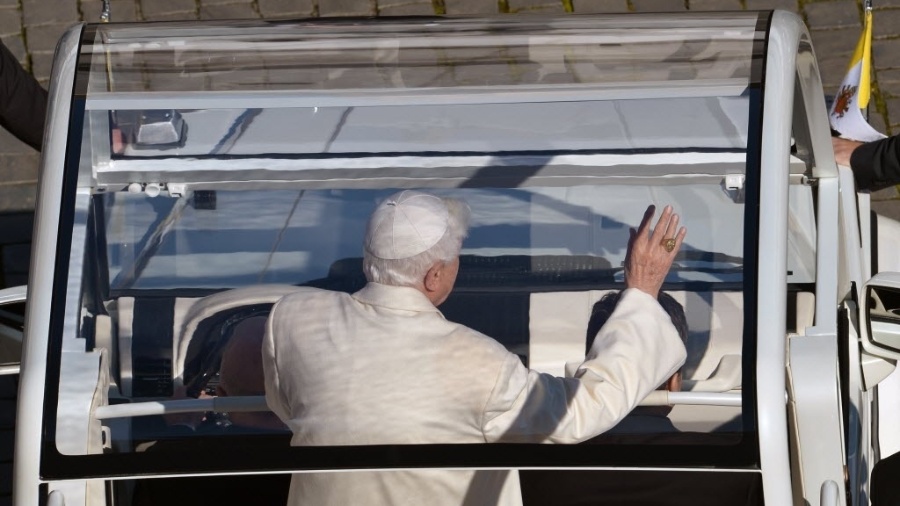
[219,316,285,430]
[586,291,688,392]
[362,190,471,306]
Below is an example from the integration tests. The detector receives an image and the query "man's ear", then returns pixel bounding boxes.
[423,262,444,293]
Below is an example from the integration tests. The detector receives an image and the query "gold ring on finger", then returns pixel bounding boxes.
[661,238,676,253]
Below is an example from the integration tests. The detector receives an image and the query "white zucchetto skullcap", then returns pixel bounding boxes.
[365,190,449,260]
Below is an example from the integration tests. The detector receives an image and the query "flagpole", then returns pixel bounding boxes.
[862,0,873,120]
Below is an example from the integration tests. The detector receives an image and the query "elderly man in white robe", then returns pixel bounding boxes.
[262,190,688,506]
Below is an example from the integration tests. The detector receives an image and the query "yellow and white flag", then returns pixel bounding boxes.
[829,9,886,142]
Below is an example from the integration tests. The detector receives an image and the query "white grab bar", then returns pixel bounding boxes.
[94,390,742,420]
[94,396,269,420]
[640,391,742,407]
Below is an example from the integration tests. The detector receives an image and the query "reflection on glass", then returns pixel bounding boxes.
[88,17,758,94]
[104,186,743,290]
[0,302,25,367]
[107,98,751,157]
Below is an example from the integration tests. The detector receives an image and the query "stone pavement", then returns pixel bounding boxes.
[1,0,899,217]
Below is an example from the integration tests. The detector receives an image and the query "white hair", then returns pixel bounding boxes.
[363,197,471,287]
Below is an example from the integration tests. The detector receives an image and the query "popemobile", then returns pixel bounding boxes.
[2,9,900,506]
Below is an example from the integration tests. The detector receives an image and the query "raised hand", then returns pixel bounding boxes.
[624,205,687,299]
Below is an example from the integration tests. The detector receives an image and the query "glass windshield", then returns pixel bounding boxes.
[45,14,768,496]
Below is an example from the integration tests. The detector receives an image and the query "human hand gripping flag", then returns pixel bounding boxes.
[829,7,886,143]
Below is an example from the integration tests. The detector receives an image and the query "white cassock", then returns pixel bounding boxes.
[263,282,686,506]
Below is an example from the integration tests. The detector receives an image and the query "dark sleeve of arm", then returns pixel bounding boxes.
[850,135,900,191]
[0,40,48,151]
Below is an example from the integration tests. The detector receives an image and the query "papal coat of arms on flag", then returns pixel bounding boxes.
[833,84,858,119]
[829,7,886,143]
